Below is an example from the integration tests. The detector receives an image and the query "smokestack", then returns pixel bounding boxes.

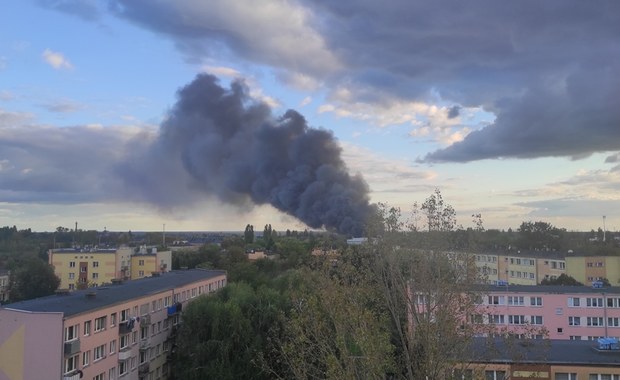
[120,74,373,236]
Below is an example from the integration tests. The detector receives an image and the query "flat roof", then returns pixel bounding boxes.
[2,269,226,317]
[478,284,620,295]
[469,337,620,366]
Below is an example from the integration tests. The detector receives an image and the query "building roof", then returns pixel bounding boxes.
[1,269,226,317]
[478,284,620,295]
[469,337,620,366]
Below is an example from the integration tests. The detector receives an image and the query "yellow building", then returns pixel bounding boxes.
[566,255,620,286]
[49,246,171,290]
[49,248,119,290]
[130,246,172,280]
[473,253,499,284]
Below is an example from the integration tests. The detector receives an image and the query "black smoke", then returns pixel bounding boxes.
[122,74,372,236]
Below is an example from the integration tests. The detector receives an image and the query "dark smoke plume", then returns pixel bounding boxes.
[124,74,372,236]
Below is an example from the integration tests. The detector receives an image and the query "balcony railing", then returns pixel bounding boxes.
[63,339,80,356]
[166,302,182,316]
[138,363,150,375]
[118,348,132,361]
[63,371,82,380]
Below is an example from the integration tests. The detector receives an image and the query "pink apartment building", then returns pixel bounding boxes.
[477,284,620,341]
[0,269,226,380]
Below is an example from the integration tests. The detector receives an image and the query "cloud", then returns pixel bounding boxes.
[41,99,83,113]
[0,91,14,101]
[108,0,341,77]
[200,65,241,78]
[605,152,620,163]
[36,0,102,21]
[42,49,73,70]
[299,96,312,107]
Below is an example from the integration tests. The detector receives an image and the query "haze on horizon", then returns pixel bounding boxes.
[1,1,620,233]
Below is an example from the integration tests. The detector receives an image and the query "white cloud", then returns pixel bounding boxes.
[299,96,312,107]
[42,48,73,70]
[0,91,13,101]
[201,65,241,78]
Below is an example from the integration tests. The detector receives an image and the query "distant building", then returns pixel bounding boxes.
[346,237,368,245]
[566,255,620,286]
[0,269,226,380]
[473,251,566,285]
[0,270,9,303]
[49,246,171,290]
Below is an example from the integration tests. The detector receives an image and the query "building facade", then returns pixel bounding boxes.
[49,247,171,290]
[0,270,9,303]
[476,284,620,341]
[474,252,567,285]
[0,269,226,380]
[566,255,620,286]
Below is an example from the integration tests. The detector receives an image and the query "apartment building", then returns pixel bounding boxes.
[476,284,620,340]
[474,252,566,285]
[465,337,620,379]
[0,269,226,380]
[0,270,9,303]
[566,255,620,286]
[49,246,171,290]
[130,247,172,280]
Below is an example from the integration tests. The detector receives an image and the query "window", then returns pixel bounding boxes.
[608,317,620,327]
[109,339,116,354]
[111,313,117,326]
[93,261,99,267]
[120,308,130,322]
[530,297,543,306]
[568,297,581,307]
[589,375,620,380]
[508,315,527,325]
[82,351,90,367]
[555,374,577,380]
[139,270,144,277]
[164,296,171,307]
[141,326,148,340]
[488,314,505,324]
[95,316,107,332]
[69,273,75,279]
[508,296,524,306]
[131,356,137,369]
[587,298,604,307]
[587,317,604,326]
[488,296,505,305]
[568,316,581,326]
[109,367,116,380]
[530,315,543,325]
[83,320,91,336]
[152,300,157,312]
[93,373,104,380]
[119,360,128,376]
[469,314,483,324]
[569,336,581,340]
[140,350,148,364]
[486,370,507,380]
[69,284,75,290]
[64,324,79,342]
[69,261,76,268]
[139,260,145,266]
[608,297,620,308]
[92,273,98,279]
[94,344,106,361]
[120,334,129,349]
[80,266,87,273]
[64,354,78,374]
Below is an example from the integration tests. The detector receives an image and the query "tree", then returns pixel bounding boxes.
[244,224,255,244]
[540,273,583,286]
[420,188,457,232]
[517,221,564,250]
[9,257,60,301]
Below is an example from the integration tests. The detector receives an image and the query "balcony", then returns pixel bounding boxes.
[63,371,82,380]
[166,302,182,316]
[118,348,132,361]
[140,314,151,325]
[138,363,150,375]
[139,339,151,351]
[63,339,80,356]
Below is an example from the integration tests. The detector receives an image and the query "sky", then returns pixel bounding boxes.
[1,0,620,233]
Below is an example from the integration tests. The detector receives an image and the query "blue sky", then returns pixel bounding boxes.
[1,1,620,233]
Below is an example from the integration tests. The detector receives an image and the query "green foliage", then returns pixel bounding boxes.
[244,224,255,244]
[540,273,583,286]
[171,282,288,380]
[9,257,60,301]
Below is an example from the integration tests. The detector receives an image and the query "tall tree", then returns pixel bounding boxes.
[244,224,255,244]
[420,188,457,232]
[9,257,60,301]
